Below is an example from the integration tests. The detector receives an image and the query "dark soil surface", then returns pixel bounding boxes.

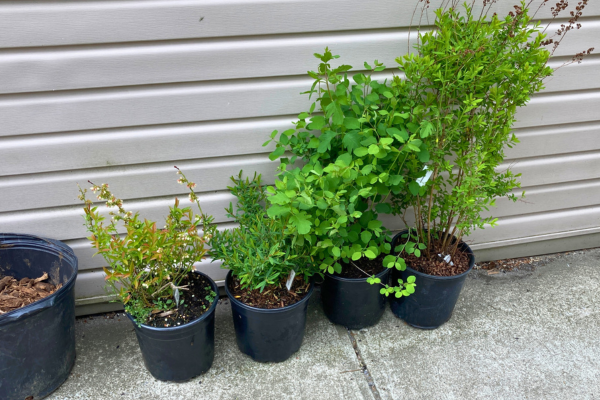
[0,272,61,313]
[145,272,215,328]
[336,254,386,279]
[228,274,310,309]
[403,240,470,277]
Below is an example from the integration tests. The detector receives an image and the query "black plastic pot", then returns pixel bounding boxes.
[0,233,78,400]
[321,266,391,330]
[390,230,475,329]
[225,270,313,363]
[126,271,218,382]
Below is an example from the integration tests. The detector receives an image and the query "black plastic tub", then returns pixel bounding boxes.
[225,270,313,363]
[126,271,218,382]
[0,233,78,400]
[390,231,475,329]
[321,266,390,330]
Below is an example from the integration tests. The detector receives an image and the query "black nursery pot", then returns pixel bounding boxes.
[126,271,219,382]
[225,270,313,363]
[0,233,78,400]
[321,266,391,330]
[390,230,475,329]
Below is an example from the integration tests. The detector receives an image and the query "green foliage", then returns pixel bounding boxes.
[78,167,216,325]
[264,48,425,278]
[209,172,317,292]
[391,1,581,258]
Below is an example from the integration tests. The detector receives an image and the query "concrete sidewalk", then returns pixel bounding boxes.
[48,249,600,400]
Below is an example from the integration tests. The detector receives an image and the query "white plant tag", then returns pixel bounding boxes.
[416,166,433,186]
[438,253,454,266]
[286,270,296,291]
[173,286,180,306]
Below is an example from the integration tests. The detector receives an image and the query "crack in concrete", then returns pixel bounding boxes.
[347,329,382,400]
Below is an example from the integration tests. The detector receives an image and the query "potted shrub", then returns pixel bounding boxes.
[265,49,422,329]
[77,167,219,381]
[209,172,319,362]
[387,0,594,329]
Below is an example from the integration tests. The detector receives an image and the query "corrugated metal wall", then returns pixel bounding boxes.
[0,0,598,314]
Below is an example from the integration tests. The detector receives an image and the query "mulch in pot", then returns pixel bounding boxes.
[0,272,61,313]
[401,237,470,277]
[228,275,310,309]
[145,272,215,328]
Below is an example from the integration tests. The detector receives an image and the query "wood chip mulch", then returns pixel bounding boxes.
[0,272,61,314]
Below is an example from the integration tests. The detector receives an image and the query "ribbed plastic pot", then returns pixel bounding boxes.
[321,266,390,330]
[390,230,475,329]
[225,270,313,363]
[0,233,78,400]
[126,271,218,382]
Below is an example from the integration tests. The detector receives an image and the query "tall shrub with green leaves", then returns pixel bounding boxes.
[265,49,425,297]
[391,0,593,259]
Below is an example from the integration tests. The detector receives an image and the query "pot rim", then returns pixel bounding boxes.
[126,270,219,332]
[392,230,475,281]
[324,261,391,283]
[0,233,79,323]
[224,270,314,314]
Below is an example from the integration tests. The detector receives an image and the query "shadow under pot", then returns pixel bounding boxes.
[126,270,219,382]
[390,230,475,329]
[321,266,390,330]
[225,270,313,363]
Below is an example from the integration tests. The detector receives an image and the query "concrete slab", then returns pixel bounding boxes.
[352,249,600,399]
[48,291,374,400]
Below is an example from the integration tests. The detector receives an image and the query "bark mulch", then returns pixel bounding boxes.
[402,239,471,277]
[0,272,61,314]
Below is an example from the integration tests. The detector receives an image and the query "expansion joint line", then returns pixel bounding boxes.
[346,329,382,400]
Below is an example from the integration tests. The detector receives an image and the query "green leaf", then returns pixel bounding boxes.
[267,204,288,217]
[343,131,362,151]
[354,147,369,157]
[361,231,372,244]
[375,203,392,214]
[290,214,312,234]
[308,116,326,130]
[368,144,379,154]
[343,117,361,130]
[351,252,362,261]
[367,220,382,230]
[407,275,416,283]
[268,146,285,161]
[364,249,377,259]
[408,181,420,195]
[332,246,341,257]
[335,153,352,167]
[418,148,430,163]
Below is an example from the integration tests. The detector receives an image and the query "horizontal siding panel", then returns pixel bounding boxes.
[0,30,414,94]
[470,205,600,243]
[2,118,598,179]
[0,77,312,136]
[0,192,236,242]
[1,0,595,48]
[0,154,276,212]
[0,117,283,176]
[0,26,597,94]
[507,121,600,159]
[3,146,599,213]
[512,89,600,129]
[509,150,600,187]
[487,179,600,218]
[1,79,599,138]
